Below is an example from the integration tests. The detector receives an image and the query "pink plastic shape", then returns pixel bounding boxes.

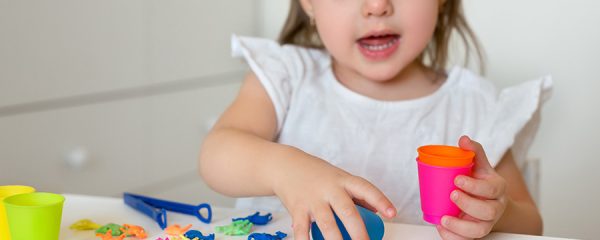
[417,160,473,224]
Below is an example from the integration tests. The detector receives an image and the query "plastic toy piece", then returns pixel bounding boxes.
[96,223,124,236]
[120,224,147,239]
[417,145,474,167]
[184,230,215,240]
[165,224,193,236]
[215,220,253,236]
[69,219,101,230]
[311,205,384,240]
[96,229,126,240]
[232,212,273,225]
[248,231,287,240]
[124,192,212,229]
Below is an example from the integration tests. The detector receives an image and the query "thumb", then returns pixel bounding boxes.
[458,135,493,173]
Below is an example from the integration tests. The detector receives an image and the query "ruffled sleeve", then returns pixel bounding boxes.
[231,35,305,132]
[478,76,553,168]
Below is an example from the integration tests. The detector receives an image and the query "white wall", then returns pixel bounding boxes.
[464,1,600,239]
[0,0,255,106]
[257,0,600,239]
[0,0,257,206]
[257,0,290,40]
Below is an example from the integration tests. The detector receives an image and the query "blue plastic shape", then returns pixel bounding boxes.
[310,205,384,240]
[248,231,287,240]
[184,230,215,240]
[232,211,273,225]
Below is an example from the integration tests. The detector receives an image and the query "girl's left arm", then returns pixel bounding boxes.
[490,147,543,234]
[436,136,543,240]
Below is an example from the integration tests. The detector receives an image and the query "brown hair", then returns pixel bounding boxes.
[278,0,485,73]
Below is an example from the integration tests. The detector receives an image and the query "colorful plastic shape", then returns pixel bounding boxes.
[215,220,253,236]
[417,145,474,167]
[232,212,273,225]
[248,231,287,240]
[96,229,126,240]
[69,219,101,230]
[184,230,215,240]
[96,223,124,236]
[123,192,212,229]
[311,205,384,240]
[165,224,193,236]
[120,224,147,239]
[416,145,475,224]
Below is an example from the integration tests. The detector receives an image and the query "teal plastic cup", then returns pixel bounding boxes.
[3,192,65,240]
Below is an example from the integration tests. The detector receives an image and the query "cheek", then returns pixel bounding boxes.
[401,5,439,51]
[317,24,352,58]
[313,6,358,57]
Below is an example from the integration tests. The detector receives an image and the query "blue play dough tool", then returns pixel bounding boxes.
[310,205,385,240]
[123,192,212,229]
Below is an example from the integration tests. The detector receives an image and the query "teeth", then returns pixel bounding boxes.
[361,38,398,51]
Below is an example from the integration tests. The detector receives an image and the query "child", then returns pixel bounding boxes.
[200,0,551,239]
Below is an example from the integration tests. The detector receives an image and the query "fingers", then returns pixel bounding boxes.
[344,177,397,218]
[291,210,311,240]
[451,190,504,221]
[352,198,377,212]
[455,175,506,199]
[458,136,493,172]
[330,192,369,240]
[311,203,343,240]
[441,215,493,239]
[436,225,471,240]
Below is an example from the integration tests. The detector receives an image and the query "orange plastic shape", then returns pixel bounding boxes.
[121,224,148,239]
[165,224,192,236]
[417,145,474,167]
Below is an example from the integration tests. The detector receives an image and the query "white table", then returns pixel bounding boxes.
[60,194,571,240]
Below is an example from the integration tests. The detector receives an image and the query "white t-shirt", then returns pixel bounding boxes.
[230,35,552,224]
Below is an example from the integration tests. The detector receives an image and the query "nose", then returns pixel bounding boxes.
[362,0,393,17]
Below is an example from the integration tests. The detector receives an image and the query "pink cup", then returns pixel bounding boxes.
[416,145,474,225]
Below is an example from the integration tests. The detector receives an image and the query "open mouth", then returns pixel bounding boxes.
[357,34,400,51]
[356,33,401,60]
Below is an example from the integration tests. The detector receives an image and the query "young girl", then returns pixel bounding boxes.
[200,0,551,239]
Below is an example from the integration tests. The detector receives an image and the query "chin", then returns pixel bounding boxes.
[360,65,405,82]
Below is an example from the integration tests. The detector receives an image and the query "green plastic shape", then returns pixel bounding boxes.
[215,219,253,235]
[95,223,124,236]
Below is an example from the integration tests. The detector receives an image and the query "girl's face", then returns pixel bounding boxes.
[300,0,440,82]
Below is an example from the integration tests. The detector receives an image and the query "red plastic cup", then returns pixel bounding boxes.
[416,145,474,224]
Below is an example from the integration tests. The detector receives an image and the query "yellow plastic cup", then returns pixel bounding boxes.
[0,185,35,240]
[4,192,65,240]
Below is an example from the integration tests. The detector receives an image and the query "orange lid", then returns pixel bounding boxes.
[417,145,474,167]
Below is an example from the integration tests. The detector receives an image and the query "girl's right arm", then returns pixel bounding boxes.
[199,71,288,197]
[199,72,396,240]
